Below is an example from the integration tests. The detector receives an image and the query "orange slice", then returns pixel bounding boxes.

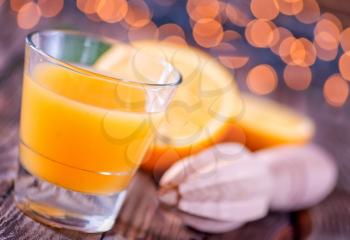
[96,41,242,172]
[227,94,315,150]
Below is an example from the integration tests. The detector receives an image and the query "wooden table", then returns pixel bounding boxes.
[1,1,350,239]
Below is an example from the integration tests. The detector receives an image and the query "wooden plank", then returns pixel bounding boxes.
[0,193,102,240]
[294,190,350,240]
[0,63,22,199]
[103,172,206,240]
[103,171,292,240]
[209,213,293,240]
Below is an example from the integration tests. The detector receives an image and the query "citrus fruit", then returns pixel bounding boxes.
[227,94,315,150]
[95,41,242,172]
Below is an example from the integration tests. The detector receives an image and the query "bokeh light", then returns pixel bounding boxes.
[314,40,338,62]
[279,36,296,64]
[193,18,223,48]
[223,30,241,42]
[280,37,317,67]
[295,0,320,24]
[290,39,306,65]
[186,0,220,21]
[38,0,64,18]
[96,0,128,23]
[289,38,316,66]
[159,23,186,45]
[6,0,350,108]
[245,19,277,48]
[219,55,249,70]
[213,43,250,69]
[284,65,312,90]
[339,52,350,81]
[321,13,343,32]
[159,23,185,39]
[225,2,252,27]
[323,74,349,107]
[124,0,151,28]
[341,28,350,52]
[270,27,293,55]
[128,21,159,42]
[314,18,340,51]
[161,36,187,45]
[17,2,41,29]
[10,0,31,12]
[76,0,98,14]
[250,0,279,20]
[247,64,278,95]
[85,13,101,22]
[276,0,303,16]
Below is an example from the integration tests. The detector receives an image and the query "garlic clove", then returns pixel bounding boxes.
[160,143,249,187]
[178,197,269,222]
[255,144,338,211]
[179,212,244,233]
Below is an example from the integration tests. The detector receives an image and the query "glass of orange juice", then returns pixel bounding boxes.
[14,30,181,233]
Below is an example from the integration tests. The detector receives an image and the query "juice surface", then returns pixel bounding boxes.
[20,62,161,195]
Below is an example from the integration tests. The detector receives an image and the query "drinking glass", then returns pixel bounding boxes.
[14,30,181,233]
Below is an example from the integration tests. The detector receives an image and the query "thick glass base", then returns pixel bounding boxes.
[14,166,126,233]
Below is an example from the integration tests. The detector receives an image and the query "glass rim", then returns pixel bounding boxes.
[26,30,182,88]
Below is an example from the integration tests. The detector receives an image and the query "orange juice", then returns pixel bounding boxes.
[20,62,161,195]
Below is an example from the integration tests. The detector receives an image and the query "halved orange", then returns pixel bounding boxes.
[227,94,315,150]
[96,41,315,173]
[96,41,242,173]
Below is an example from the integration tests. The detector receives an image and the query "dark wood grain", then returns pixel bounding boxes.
[103,172,205,240]
[102,172,292,240]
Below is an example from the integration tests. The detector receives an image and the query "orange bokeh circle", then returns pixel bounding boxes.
[17,2,41,29]
[314,18,341,51]
[187,0,220,21]
[96,0,128,23]
[38,0,64,18]
[339,52,350,81]
[283,65,312,90]
[295,0,320,24]
[323,74,349,107]
[245,19,278,48]
[124,0,151,28]
[250,0,279,20]
[193,18,223,48]
[247,64,278,95]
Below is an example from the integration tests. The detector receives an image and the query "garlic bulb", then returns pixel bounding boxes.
[159,143,337,233]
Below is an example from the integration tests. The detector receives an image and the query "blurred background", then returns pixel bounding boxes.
[1,0,350,239]
[1,0,350,104]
